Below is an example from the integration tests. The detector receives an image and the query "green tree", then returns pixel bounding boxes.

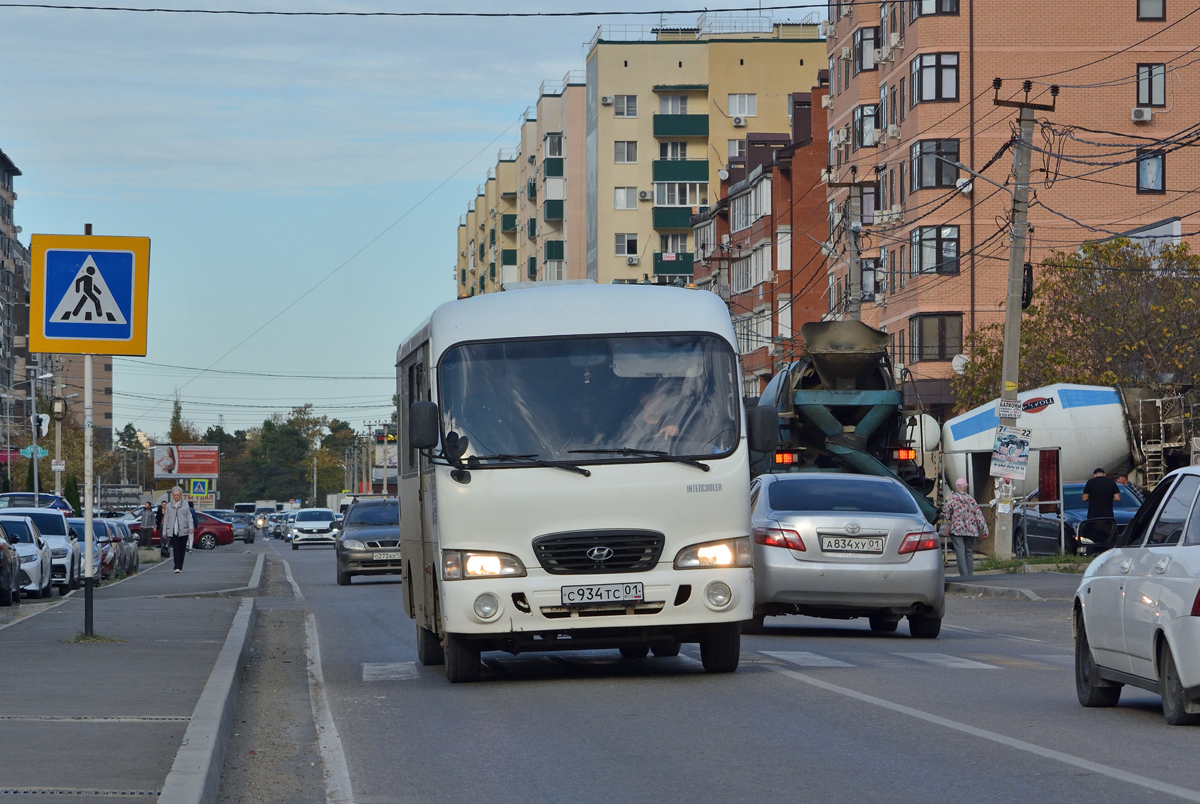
[64,475,82,514]
[242,419,309,501]
[168,398,201,444]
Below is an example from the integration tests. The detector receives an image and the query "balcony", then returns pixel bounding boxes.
[544,157,564,178]
[653,114,709,138]
[654,252,695,275]
[653,207,695,229]
[544,200,564,221]
[500,214,518,232]
[652,159,709,183]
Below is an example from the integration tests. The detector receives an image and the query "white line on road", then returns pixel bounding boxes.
[761,651,856,668]
[1026,654,1075,668]
[304,612,354,804]
[768,666,1200,803]
[892,652,999,669]
[942,623,1046,643]
[362,662,419,682]
[282,559,303,599]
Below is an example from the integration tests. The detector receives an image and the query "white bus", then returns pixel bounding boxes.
[397,284,777,682]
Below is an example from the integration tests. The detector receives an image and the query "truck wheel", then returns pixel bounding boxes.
[619,645,649,659]
[651,642,681,658]
[700,622,741,673]
[907,614,941,639]
[1075,610,1121,707]
[1160,641,1200,725]
[870,616,899,633]
[444,634,481,683]
[417,625,444,666]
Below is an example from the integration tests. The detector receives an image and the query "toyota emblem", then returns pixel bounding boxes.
[845,522,862,535]
[587,546,615,562]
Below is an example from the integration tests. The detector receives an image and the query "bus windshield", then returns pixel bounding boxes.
[438,334,739,462]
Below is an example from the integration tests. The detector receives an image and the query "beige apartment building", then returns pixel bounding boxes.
[824,0,1200,413]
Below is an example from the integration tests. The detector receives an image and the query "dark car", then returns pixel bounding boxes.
[335,498,400,585]
[227,514,257,544]
[0,522,20,606]
[193,511,235,550]
[1015,481,1143,556]
[0,493,74,515]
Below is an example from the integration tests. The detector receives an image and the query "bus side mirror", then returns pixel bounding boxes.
[409,401,441,450]
[747,406,779,454]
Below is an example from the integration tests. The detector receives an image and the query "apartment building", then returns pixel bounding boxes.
[59,354,114,449]
[586,14,827,286]
[824,0,1200,413]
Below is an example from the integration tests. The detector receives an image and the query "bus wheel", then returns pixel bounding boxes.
[445,634,481,683]
[700,622,741,673]
[417,625,444,666]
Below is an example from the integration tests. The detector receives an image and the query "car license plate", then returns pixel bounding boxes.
[820,536,885,554]
[375,551,401,560]
[561,582,644,605]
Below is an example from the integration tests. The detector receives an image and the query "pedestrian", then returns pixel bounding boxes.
[155,500,166,555]
[1115,472,1144,502]
[942,478,989,577]
[161,487,193,573]
[1082,468,1121,521]
[138,501,155,547]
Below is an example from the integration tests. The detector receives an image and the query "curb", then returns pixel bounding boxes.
[158,597,257,804]
[155,553,266,599]
[945,581,1043,602]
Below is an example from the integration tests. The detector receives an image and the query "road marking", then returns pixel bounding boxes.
[362,662,418,682]
[893,652,999,669]
[761,651,855,668]
[304,613,354,804]
[1026,653,1075,668]
[0,788,159,797]
[0,715,189,722]
[282,559,303,599]
[942,624,1046,643]
[768,665,1200,803]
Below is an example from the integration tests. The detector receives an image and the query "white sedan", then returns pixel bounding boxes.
[0,516,54,599]
[1075,466,1200,725]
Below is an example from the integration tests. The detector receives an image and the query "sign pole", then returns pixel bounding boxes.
[84,352,94,636]
[54,371,62,496]
[31,366,39,507]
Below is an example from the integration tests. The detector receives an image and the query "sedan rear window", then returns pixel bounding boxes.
[768,478,919,515]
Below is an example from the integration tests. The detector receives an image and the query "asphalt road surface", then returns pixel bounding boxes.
[220,538,1200,804]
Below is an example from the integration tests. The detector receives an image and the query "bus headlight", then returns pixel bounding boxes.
[673,538,752,569]
[442,550,527,580]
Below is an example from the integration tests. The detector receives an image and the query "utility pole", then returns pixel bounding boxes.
[827,167,877,321]
[990,79,1057,561]
[312,452,317,507]
[54,368,62,496]
[31,366,40,505]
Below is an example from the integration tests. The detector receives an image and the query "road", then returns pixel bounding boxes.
[219,537,1200,804]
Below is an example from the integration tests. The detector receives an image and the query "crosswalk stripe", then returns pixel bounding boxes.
[760,651,856,668]
[362,662,418,681]
[892,652,999,669]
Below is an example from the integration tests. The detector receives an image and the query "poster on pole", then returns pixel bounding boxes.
[152,444,220,479]
[989,426,1032,480]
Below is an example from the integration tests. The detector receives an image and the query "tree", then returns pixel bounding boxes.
[64,475,82,514]
[952,239,1200,412]
[168,398,201,444]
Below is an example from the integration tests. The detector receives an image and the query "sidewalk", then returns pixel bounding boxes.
[0,545,263,802]
[946,571,1082,601]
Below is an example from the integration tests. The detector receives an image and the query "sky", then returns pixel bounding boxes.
[2,0,818,440]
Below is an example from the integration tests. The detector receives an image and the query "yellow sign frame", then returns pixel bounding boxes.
[29,234,150,356]
[189,479,210,496]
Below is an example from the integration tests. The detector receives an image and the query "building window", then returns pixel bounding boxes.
[660,141,688,160]
[728,93,757,117]
[545,240,564,261]
[614,95,637,117]
[660,233,688,254]
[659,95,688,115]
[899,77,907,119]
[853,27,878,74]
[696,221,716,259]
[829,56,838,95]
[545,260,565,281]
[909,314,963,362]
[910,226,959,274]
[1137,64,1166,106]
[615,141,638,163]
[898,245,906,287]
[911,53,959,103]
[460,268,466,285]
[853,104,879,149]
[615,187,639,209]
[546,134,563,157]
[889,86,898,125]
[879,85,888,130]
[828,130,836,168]
[899,163,907,204]
[1138,0,1165,19]
[860,183,878,225]
[730,177,771,232]
[910,139,960,189]
[615,233,639,255]
[1137,150,1165,193]
[727,139,746,160]
[654,181,708,206]
[912,0,958,16]
[732,244,772,294]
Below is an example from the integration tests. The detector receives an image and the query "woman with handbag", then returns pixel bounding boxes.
[161,487,194,573]
[942,478,989,577]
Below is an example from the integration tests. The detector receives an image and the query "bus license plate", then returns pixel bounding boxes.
[820,536,885,554]
[561,583,644,605]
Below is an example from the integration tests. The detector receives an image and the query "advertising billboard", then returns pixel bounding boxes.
[152,444,219,479]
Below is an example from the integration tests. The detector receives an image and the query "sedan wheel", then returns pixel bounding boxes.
[907,614,941,639]
[1075,609,1121,707]
[199,533,218,551]
[70,565,81,591]
[1160,641,1200,726]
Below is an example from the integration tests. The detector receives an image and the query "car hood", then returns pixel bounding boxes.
[42,535,74,549]
[339,524,399,542]
[13,544,40,558]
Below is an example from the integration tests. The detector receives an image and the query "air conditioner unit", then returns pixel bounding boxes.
[600,95,614,105]
[840,46,852,61]
[835,128,848,145]
[821,95,834,109]
[721,234,731,247]
[820,21,835,38]
[840,4,852,17]
[732,116,747,128]
[872,47,888,64]
[886,124,901,139]
[820,168,831,184]
[1132,106,1153,122]
[637,189,652,201]
[626,256,640,266]
[831,212,844,228]
[889,31,901,48]
[489,209,496,218]
[890,203,902,219]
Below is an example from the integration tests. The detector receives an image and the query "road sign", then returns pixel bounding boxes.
[189,478,210,496]
[19,446,49,459]
[28,234,151,356]
[51,459,65,472]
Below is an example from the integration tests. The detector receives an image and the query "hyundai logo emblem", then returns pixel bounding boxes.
[845,522,862,535]
[587,546,615,562]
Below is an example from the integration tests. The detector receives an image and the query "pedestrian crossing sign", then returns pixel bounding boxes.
[189,479,209,496]
[29,234,150,356]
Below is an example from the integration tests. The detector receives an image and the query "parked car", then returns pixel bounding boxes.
[209,509,236,521]
[93,519,119,578]
[109,520,140,574]
[270,513,286,539]
[0,493,74,515]
[228,513,256,544]
[4,508,81,594]
[67,518,111,582]
[0,516,54,598]
[1016,482,1143,556]
[283,511,297,542]
[335,498,400,585]
[746,473,944,638]
[291,508,337,550]
[1075,466,1200,725]
[0,523,21,606]
[192,511,235,550]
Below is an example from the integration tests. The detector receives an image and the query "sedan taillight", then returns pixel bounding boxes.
[897,531,940,555]
[753,527,805,551]
[1191,588,1200,617]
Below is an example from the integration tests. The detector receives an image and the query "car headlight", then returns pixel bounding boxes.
[673,537,752,569]
[441,550,526,580]
[20,554,38,564]
[51,548,68,558]
[342,539,366,550]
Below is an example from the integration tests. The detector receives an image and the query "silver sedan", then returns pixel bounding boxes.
[748,473,944,638]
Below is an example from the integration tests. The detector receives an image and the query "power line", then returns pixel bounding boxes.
[0,2,828,16]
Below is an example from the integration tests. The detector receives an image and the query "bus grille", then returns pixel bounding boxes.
[532,530,664,574]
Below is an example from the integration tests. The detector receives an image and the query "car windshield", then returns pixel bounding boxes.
[13,511,67,536]
[768,477,920,515]
[297,510,334,522]
[1,520,34,543]
[67,520,110,541]
[346,504,399,526]
[0,494,59,509]
[438,334,739,463]
[1062,484,1141,511]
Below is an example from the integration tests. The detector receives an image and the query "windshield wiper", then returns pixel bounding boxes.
[568,448,711,472]
[467,453,591,477]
